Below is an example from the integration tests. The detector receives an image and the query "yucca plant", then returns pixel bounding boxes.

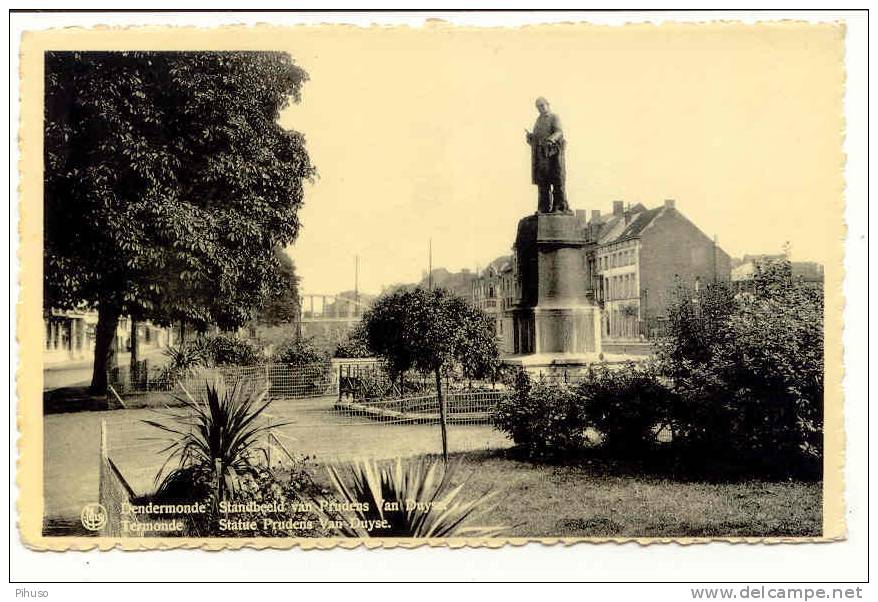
[159,342,208,383]
[144,376,285,501]
[321,457,505,538]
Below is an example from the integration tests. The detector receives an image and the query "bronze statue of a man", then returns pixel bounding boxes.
[525,97,568,213]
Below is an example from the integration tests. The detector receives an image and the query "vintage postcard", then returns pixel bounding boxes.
[16,17,847,551]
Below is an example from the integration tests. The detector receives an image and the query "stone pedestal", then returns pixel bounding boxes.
[506,212,602,372]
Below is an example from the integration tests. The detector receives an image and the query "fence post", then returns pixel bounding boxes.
[98,419,108,512]
[338,364,343,402]
[107,385,126,410]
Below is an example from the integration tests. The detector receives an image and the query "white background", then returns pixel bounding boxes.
[5,2,871,594]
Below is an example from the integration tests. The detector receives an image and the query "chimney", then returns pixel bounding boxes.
[591,209,601,222]
[664,199,676,210]
[575,209,587,227]
[613,200,624,216]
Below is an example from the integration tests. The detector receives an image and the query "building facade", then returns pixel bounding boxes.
[43,309,172,367]
[591,200,732,341]
[731,254,824,294]
[470,256,516,354]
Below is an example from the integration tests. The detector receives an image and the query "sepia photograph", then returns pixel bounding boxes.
[15,12,851,555]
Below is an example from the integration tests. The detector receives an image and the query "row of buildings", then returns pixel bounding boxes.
[45,201,824,367]
[44,309,173,367]
[471,200,822,353]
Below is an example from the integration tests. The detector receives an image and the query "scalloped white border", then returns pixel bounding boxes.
[7,7,869,585]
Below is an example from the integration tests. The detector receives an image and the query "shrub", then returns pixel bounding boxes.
[577,364,676,455]
[493,370,587,460]
[658,260,824,477]
[268,338,330,397]
[321,457,504,537]
[146,455,334,538]
[273,337,327,365]
[333,324,372,358]
[205,334,262,366]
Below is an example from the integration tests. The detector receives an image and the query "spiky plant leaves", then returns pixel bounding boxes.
[321,457,505,538]
[144,375,290,500]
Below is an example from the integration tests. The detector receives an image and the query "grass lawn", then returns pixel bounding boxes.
[426,449,822,538]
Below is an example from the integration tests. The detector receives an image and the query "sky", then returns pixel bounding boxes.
[273,22,844,296]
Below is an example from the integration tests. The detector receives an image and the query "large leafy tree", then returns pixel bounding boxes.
[255,248,301,326]
[362,288,499,460]
[44,51,313,393]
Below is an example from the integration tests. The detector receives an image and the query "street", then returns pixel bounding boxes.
[43,348,168,391]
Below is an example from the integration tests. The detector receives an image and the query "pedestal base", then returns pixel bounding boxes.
[512,305,602,356]
[502,352,599,379]
[501,351,635,378]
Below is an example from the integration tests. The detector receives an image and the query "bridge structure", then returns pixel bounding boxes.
[296,293,371,348]
[298,293,370,324]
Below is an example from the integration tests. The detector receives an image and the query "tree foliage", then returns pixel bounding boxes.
[205,334,263,367]
[333,323,372,358]
[272,337,328,365]
[493,259,823,477]
[362,288,500,459]
[44,51,313,391]
[658,260,824,475]
[362,288,499,380]
[255,248,301,326]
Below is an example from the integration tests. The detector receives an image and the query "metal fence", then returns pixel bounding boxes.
[334,390,501,426]
[103,361,509,485]
[336,361,501,401]
[99,392,509,512]
[98,419,143,537]
[97,359,675,511]
[108,362,337,409]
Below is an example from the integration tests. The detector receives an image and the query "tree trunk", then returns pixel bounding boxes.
[129,318,139,372]
[90,304,121,395]
[179,320,186,345]
[435,368,449,463]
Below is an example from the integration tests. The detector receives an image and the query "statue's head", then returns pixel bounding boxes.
[535,97,550,115]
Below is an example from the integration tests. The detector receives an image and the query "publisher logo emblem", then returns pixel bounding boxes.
[80,503,108,531]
